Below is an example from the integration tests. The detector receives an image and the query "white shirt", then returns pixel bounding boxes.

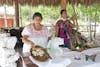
[22,24,51,53]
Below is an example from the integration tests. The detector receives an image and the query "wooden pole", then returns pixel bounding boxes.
[4,5,7,28]
[72,4,78,30]
[15,0,19,27]
[94,10,97,39]
[61,0,67,9]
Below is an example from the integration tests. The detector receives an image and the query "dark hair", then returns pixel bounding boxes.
[32,12,42,20]
[60,9,66,15]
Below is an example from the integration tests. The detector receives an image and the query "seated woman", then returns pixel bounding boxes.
[22,12,51,55]
[55,9,76,48]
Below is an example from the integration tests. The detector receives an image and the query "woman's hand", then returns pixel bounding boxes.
[29,41,35,48]
[22,35,35,48]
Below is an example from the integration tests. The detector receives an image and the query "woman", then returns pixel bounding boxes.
[55,9,75,48]
[22,12,51,54]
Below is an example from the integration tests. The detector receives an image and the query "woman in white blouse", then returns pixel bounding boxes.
[22,12,51,54]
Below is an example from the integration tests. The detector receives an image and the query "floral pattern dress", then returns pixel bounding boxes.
[22,24,51,53]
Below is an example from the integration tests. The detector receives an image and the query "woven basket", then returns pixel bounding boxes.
[30,45,50,62]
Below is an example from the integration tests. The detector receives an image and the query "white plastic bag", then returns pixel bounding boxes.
[47,37,64,58]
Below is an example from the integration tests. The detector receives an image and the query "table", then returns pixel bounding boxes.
[22,47,100,67]
[67,54,100,67]
[29,56,71,67]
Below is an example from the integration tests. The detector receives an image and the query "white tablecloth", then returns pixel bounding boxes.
[29,53,100,67]
[23,47,100,67]
[67,53,100,67]
[29,56,71,67]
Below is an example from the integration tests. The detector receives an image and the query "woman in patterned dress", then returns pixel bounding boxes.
[55,9,76,48]
[22,12,51,54]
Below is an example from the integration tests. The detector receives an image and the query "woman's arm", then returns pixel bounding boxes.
[70,14,76,28]
[22,35,35,47]
[69,20,76,28]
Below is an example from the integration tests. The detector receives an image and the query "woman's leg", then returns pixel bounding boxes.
[64,42,71,48]
[59,42,71,48]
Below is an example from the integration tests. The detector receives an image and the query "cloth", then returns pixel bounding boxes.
[67,54,100,67]
[56,19,72,45]
[0,63,17,67]
[6,37,17,49]
[0,36,17,49]
[66,47,100,67]
[81,63,100,67]
[29,56,71,67]
[0,48,15,58]
[81,47,100,56]
[23,47,100,67]
[22,24,51,53]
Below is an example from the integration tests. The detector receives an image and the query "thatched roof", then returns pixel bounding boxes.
[68,0,100,6]
[0,0,14,5]
[18,0,61,6]
[0,0,61,6]
[0,0,100,6]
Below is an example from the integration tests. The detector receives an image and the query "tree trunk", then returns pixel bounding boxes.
[61,0,67,9]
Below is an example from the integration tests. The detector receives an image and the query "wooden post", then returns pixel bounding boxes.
[61,0,67,9]
[15,0,19,27]
[94,8,97,39]
[4,5,7,28]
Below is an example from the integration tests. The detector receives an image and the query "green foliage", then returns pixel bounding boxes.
[20,4,100,26]
[76,4,100,22]
[20,5,61,25]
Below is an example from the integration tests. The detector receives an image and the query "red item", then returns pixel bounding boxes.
[7,18,13,28]
[0,18,13,28]
[0,18,5,28]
